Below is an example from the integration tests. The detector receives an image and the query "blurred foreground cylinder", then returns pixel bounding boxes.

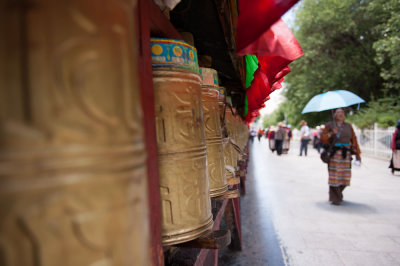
[200,68,227,197]
[0,1,151,265]
[151,39,213,245]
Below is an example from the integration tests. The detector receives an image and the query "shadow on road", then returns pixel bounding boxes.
[315,201,377,214]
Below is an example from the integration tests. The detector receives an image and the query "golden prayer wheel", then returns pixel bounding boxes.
[223,107,237,178]
[237,118,248,160]
[152,38,213,245]
[235,115,246,150]
[223,137,235,179]
[0,2,151,265]
[234,118,241,164]
[200,68,227,197]
[238,119,245,159]
[225,108,240,168]
[217,87,226,120]
[217,88,234,180]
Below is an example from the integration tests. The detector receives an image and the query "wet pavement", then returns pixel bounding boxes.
[219,138,400,266]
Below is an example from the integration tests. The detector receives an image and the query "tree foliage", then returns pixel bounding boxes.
[275,0,400,128]
[347,97,400,129]
[261,106,286,129]
[367,0,400,94]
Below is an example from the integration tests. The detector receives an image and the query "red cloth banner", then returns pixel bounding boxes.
[243,19,304,124]
[237,0,300,54]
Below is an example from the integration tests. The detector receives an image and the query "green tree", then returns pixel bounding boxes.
[261,106,285,129]
[282,0,400,128]
[367,0,400,95]
[347,97,400,128]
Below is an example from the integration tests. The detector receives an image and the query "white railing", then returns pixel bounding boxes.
[285,124,395,159]
[353,123,395,159]
[292,124,395,159]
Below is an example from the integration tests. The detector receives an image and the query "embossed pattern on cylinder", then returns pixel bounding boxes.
[223,137,235,180]
[226,108,239,169]
[0,1,151,265]
[202,88,227,197]
[225,107,247,168]
[153,68,213,245]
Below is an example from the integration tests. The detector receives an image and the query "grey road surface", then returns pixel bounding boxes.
[219,138,400,266]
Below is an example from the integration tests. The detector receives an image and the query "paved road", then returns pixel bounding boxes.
[220,138,400,266]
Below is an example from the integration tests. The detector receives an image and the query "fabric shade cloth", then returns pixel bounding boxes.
[246,69,271,111]
[236,0,300,54]
[238,19,304,59]
[243,19,304,124]
[245,55,259,89]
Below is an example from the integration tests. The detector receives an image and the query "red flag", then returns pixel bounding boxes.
[238,19,303,58]
[271,78,284,92]
[237,0,300,54]
[252,19,303,82]
[273,66,291,84]
[240,16,304,125]
[243,20,302,111]
[245,110,261,124]
[246,69,271,111]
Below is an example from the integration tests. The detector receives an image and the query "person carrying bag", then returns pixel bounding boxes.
[389,120,400,174]
[320,108,361,205]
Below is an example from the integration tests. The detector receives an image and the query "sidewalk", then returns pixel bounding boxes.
[220,138,400,266]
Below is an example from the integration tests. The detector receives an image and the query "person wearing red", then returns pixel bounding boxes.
[257,128,264,142]
[389,120,400,174]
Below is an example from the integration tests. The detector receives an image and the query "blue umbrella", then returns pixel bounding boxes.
[301,90,365,114]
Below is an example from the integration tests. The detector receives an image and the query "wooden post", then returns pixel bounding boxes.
[135,0,182,264]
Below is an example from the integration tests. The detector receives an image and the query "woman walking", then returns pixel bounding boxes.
[320,108,361,205]
[275,122,286,156]
[282,125,292,154]
[389,120,400,174]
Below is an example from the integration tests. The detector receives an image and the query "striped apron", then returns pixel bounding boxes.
[328,143,352,186]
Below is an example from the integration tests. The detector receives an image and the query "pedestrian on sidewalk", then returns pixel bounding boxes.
[250,128,256,143]
[320,108,361,205]
[275,122,286,156]
[313,126,322,153]
[257,128,264,142]
[299,120,310,156]
[268,126,276,153]
[389,120,400,174]
[282,125,292,154]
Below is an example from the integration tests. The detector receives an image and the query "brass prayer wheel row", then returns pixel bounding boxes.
[201,71,228,197]
[152,38,212,245]
[0,6,252,264]
[152,67,213,245]
[222,99,249,180]
[151,38,248,245]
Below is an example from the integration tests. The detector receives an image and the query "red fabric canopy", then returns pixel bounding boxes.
[243,19,304,124]
[246,69,271,111]
[236,0,300,54]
